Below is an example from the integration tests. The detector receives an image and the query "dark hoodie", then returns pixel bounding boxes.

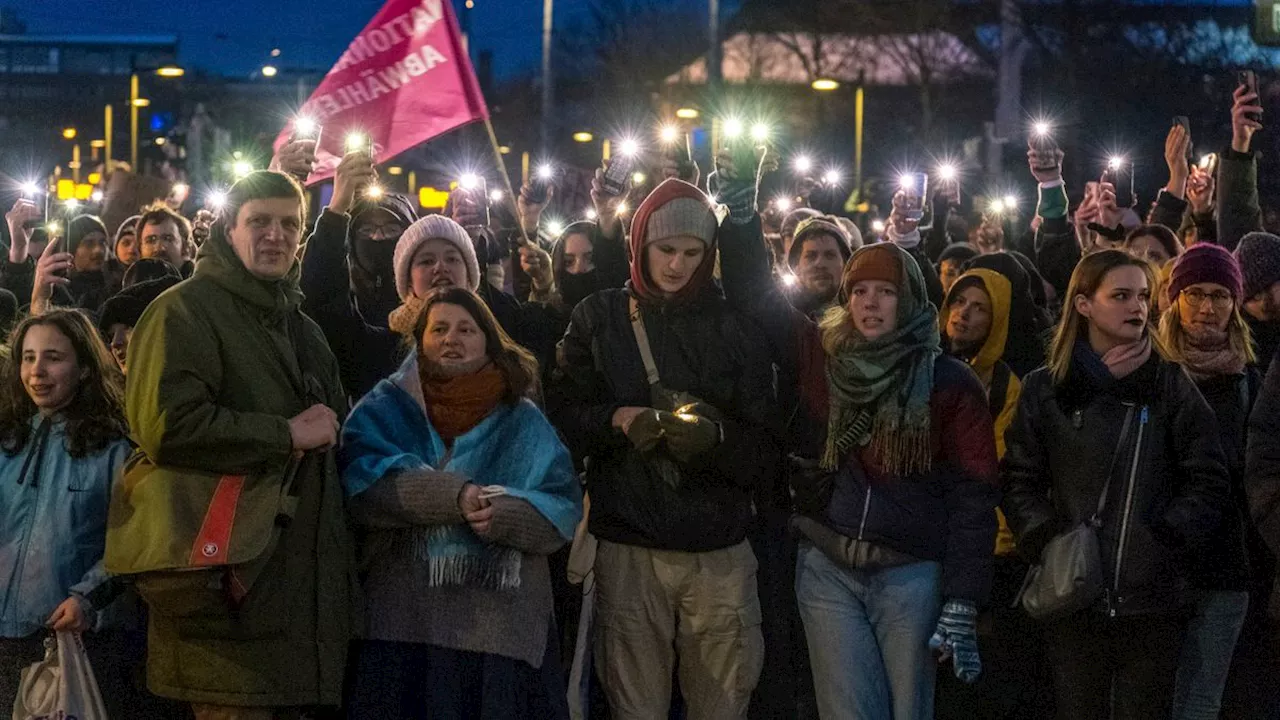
[300,194,416,400]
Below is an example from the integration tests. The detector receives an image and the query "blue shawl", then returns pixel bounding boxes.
[340,354,582,590]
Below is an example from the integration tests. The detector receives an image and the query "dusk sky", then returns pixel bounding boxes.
[14,0,570,79]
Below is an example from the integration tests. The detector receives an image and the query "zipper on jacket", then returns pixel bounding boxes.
[856,485,872,541]
[1110,405,1149,615]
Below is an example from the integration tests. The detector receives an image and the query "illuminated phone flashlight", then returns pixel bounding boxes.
[793,155,813,175]
[1199,154,1215,169]
[751,123,770,143]
[723,118,745,140]
[46,220,61,235]
[616,200,629,215]
[1107,156,1125,170]
[871,219,886,234]
[632,171,647,185]
[536,163,554,181]
[774,196,793,213]
[898,173,917,190]
[488,189,505,203]
[344,132,368,154]
[781,272,798,287]
[989,198,1007,215]
[823,169,842,186]
[938,164,958,182]
[64,199,80,213]
[617,138,641,157]
[172,183,189,200]
[19,181,40,198]
[294,116,318,138]
[659,125,680,145]
[459,173,481,191]
[90,190,104,203]
[585,208,599,220]
[1003,194,1018,210]
[207,190,228,210]
[1033,120,1052,138]
[232,160,254,179]
[365,184,384,200]
[546,219,565,237]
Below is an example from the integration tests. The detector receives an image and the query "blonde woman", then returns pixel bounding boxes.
[1157,244,1258,720]
[1002,249,1232,719]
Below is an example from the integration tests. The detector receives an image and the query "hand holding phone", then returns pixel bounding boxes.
[1233,75,1264,153]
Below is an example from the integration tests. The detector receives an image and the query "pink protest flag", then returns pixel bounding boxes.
[273,0,489,185]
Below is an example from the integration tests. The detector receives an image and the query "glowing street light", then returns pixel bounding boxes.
[573,132,594,143]
[156,65,185,78]
[675,107,700,120]
[811,78,840,92]
[62,127,77,140]
[261,65,279,78]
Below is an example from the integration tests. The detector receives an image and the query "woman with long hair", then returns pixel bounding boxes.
[1156,244,1258,720]
[342,286,582,719]
[1002,249,1232,719]
[0,309,132,711]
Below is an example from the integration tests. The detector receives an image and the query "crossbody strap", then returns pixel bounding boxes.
[1091,403,1136,523]
[629,296,662,390]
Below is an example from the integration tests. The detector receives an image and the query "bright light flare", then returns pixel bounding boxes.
[751,123,770,143]
[46,221,61,235]
[232,160,254,179]
[616,201,629,215]
[207,190,228,209]
[294,116,318,138]
[536,163,554,181]
[793,155,813,174]
[64,199,80,212]
[365,185,384,200]
[782,273,798,286]
[585,208,599,220]
[618,138,640,157]
[1033,121,1052,137]
[938,164,957,181]
[459,173,481,191]
[546,219,566,237]
[823,169,842,186]
[774,196,793,213]
[723,118,744,139]
[1003,194,1018,209]
[871,220,886,233]
[659,125,680,145]
[488,189,505,203]
[632,172,647,185]
[344,132,368,153]
[1108,156,1125,170]
[90,190,104,203]
[19,181,39,197]
[989,198,1006,214]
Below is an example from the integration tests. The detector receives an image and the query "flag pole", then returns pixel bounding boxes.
[481,115,528,245]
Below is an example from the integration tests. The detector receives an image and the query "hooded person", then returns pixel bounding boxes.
[114,215,142,267]
[966,252,1051,377]
[548,178,778,719]
[938,243,980,296]
[1235,231,1280,372]
[781,207,823,263]
[542,220,631,313]
[118,170,354,713]
[784,215,854,319]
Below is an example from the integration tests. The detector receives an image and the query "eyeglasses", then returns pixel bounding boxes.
[354,223,405,241]
[1180,288,1233,310]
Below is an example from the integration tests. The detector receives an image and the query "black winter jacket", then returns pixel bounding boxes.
[1002,356,1232,616]
[547,286,779,552]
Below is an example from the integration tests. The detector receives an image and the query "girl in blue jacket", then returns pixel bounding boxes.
[0,309,131,711]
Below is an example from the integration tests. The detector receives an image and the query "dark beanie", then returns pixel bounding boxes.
[1169,242,1244,304]
[787,216,853,268]
[67,214,108,257]
[938,243,979,267]
[1236,232,1280,298]
[99,277,181,336]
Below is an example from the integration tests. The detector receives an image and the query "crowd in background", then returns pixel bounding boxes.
[2,74,1280,720]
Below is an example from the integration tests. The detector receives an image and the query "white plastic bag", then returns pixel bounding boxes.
[12,631,108,720]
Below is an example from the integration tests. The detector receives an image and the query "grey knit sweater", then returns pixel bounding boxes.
[349,469,567,668]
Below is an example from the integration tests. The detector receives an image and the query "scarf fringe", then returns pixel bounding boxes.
[868,407,933,477]
[403,525,524,591]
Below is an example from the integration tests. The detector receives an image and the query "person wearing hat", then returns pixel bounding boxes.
[114,215,142,267]
[549,178,776,720]
[781,207,823,264]
[937,243,979,297]
[1155,243,1258,719]
[97,276,181,373]
[719,190,1000,716]
[1235,231,1280,373]
[785,215,855,320]
[27,214,126,315]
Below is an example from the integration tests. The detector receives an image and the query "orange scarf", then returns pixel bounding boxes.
[419,360,508,440]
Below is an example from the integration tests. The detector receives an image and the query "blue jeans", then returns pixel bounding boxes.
[1172,590,1249,720]
[795,542,941,720]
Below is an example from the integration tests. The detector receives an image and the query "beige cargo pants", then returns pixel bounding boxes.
[593,539,765,720]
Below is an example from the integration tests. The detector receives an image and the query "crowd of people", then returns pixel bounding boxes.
[2,75,1280,720]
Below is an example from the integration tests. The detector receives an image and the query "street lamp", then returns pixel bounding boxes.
[62,128,77,140]
[261,65,279,78]
[675,107,700,120]
[811,78,840,91]
[156,65,185,78]
[573,132,594,143]
[128,65,184,170]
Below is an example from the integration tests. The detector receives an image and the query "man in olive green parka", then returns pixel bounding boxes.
[125,171,355,718]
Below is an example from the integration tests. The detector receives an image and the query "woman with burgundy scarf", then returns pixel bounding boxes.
[1002,249,1232,719]
[548,178,777,719]
[340,286,582,719]
[1157,244,1259,720]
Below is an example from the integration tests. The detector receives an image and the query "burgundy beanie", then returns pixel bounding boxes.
[1167,243,1244,305]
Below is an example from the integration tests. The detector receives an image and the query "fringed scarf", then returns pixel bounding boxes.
[821,245,941,475]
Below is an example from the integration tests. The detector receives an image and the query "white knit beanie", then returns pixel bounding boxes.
[644,196,718,247]
[392,214,480,299]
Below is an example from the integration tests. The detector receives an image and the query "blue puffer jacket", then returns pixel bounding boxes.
[0,416,131,637]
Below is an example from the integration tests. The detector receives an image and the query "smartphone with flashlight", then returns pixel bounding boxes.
[1239,70,1261,122]
[344,132,374,164]
[726,125,767,183]
[601,146,638,197]
[290,117,323,145]
[898,172,929,222]
[1173,116,1194,163]
[528,164,554,205]
[459,175,491,230]
[1028,129,1061,174]
[1101,162,1135,209]
[1198,152,1219,175]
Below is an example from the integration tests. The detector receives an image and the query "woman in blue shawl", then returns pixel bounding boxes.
[341,286,582,719]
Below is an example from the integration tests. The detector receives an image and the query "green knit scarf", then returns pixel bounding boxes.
[822,245,941,475]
